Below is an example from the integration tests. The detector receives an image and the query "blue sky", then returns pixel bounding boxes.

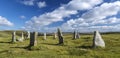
[0,0,120,32]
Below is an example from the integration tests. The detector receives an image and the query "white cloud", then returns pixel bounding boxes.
[90,17,120,25]
[66,0,103,10]
[20,15,26,19]
[37,1,46,8]
[21,0,35,6]
[82,1,120,22]
[24,0,103,31]
[0,16,13,26]
[61,1,120,32]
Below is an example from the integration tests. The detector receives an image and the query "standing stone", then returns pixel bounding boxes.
[22,32,24,40]
[73,31,77,39]
[18,32,24,42]
[57,28,64,44]
[43,33,46,40]
[76,32,80,39]
[92,31,105,48]
[12,31,16,43]
[29,32,38,47]
[53,32,57,39]
[73,31,80,39]
[27,31,30,39]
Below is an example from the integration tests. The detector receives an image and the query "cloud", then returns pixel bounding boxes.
[20,15,26,19]
[61,1,120,32]
[66,0,103,10]
[21,0,35,6]
[37,1,46,8]
[0,16,13,26]
[82,1,120,22]
[24,0,103,31]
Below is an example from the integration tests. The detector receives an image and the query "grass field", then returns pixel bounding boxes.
[0,31,120,58]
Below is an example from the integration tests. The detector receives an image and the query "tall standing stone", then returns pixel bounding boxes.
[22,32,24,40]
[57,28,64,44]
[53,32,57,39]
[73,31,77,39]
[76,32,80,39]
[27,31,30,39]
[73,31,80,39]
[29,32,38,47]
[43,33,46,40]
[92,31,105,48]
[12,31,16,43]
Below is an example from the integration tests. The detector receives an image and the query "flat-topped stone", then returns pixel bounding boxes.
[11,31,16,43]
[29,32,38,46]
[43,33,46,40]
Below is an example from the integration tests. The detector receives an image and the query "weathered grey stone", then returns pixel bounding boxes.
[93,31,105,48]
[76,32,80,39]
[12,31,16,43]
[27,31,30,38]
[73,31,77,39]
[22,32,24,39]
[43,33,46,40]
[73,31,80,39]
[18,32,24,42]
[29,32,38,46]
[53,32,57,39]
[57,28,64,44]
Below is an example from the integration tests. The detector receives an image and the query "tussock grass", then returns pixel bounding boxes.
[0,31,120,58]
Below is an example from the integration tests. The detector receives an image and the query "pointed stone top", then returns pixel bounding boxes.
[57,28,60,31]
[93,30,105,48]
[57,28,63,36]
[94,30,99,33]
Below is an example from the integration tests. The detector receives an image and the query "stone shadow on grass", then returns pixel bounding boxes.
[41,43,60,45]
[10,46,32,51]
[10,46,45,51]
[10,46,27,49]
[41,43,65,46]
[76,45,92,49]
[0,50,9,54]
[0,41,11,44]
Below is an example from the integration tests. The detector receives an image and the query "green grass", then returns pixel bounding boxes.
[0,31,120,58]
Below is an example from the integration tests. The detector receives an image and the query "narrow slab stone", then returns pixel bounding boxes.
[27,31,30,38]
[12,31,16,43]
[22,32,24,39]
[57,28,64,44]
[76,32,80,39]
[73,31,80,39]
[43,33,46,40]
[73,31,77,39]
[53,32,57,39]
[93,31,105,48]
[29,32,38,46]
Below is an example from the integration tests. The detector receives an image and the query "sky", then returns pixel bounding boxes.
[0,0,120,32]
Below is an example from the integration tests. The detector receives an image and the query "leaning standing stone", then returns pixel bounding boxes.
[29,32,38,47]
[92,31,105,48]
[57,28,64,44]
[11,31,16,43]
